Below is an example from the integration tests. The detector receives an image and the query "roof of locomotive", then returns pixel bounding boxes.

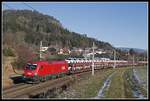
[28,60,67,65]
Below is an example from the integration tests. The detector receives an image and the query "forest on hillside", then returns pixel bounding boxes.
[3,10,114,49]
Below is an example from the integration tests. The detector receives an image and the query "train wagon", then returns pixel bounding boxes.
[23,61,68,83]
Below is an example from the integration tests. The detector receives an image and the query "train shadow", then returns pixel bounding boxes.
[10,75,25,84]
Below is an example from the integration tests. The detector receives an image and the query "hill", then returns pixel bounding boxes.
[117,47,147,53]
[3,9,114,50]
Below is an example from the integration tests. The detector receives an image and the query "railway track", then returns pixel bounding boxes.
[3,76,73,98]
[3,83,32,96]
[2,69,93,98]
[3,83,25,91]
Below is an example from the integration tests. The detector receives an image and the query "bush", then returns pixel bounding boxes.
[3,47,15,57]
[13,44,33,69]
[31,56,40,62]
[46,54,69,61]
[12,59,26,69]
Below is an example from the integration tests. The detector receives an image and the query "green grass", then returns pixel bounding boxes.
[57,69,115,98]
[73,69,115,98]
[123,67,147,98]
[123,69,135,98]
[133,66,148,97]
[57,66,148,98]
[135,66,147,80]
[104,68,128,98]
[98,67,147,98]
[134,66,147,90]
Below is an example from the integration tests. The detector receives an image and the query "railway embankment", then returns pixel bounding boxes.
[124,67,147,99]
[57,68,115,98]
[56,66,148,99]
[3,57,24,89]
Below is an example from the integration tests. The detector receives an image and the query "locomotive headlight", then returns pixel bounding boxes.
[27,72,31,75]
[23,75,26,79]
[34,73,37,76]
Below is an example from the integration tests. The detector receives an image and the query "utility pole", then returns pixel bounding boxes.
[133,55,135,66]
[113,49,116,69]
[84,49,87,60]
[127,51,129,61]
[144,56,147,66]
[40,41,42,61]
[143,56,145,66]
[92,42,95,76]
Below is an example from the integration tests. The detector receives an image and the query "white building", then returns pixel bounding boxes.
[40,47,49,52]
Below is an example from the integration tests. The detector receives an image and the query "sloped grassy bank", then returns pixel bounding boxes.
[124,67,147,99]
[55,66,147,99]
[57,68,115,98]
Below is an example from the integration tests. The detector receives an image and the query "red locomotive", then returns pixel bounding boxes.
[23,61,69,83]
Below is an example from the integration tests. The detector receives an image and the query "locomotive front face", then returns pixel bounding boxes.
[24,63,38,77]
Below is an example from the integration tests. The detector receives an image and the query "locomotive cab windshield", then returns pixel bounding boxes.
[26,63,37,70]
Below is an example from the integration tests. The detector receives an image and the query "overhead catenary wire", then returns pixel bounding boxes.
[22,2,38,11]
[3,3,15,10]
[3,2,38,11]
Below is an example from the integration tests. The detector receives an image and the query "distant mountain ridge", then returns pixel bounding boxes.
[117,47,147,53]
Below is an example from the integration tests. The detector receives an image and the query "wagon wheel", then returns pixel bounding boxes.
[41,76,46,82]
[33,76,40,84]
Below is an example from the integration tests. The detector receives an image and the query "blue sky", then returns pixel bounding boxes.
[2,2,148,50]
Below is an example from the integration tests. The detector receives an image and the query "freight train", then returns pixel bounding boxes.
[23,58,147,83]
